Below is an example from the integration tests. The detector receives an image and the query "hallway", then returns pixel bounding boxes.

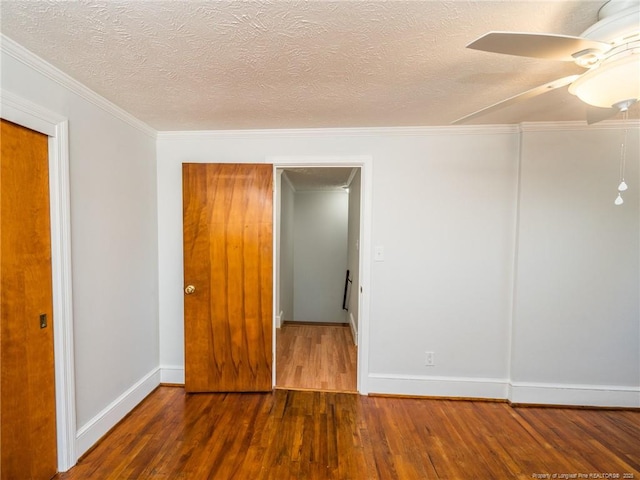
[276,323,357,392]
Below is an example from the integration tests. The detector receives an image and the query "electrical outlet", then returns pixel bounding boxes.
[425,351,435,366]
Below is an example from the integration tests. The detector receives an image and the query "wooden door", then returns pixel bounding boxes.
[183,163,273,392]
[1,119,58,479]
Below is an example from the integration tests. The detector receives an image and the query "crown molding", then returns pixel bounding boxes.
[157,119,640,141]
[520,119,640,132]
[0,34,156,138]
[157,124,519,141]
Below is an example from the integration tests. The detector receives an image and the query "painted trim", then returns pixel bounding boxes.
[368,374,639,408]
[48,120,77,472]
[368,373,510,400]
[0,34,156,138]
[520,119,640,132]
[506,129,523,397]
[0,89,57,136]
[160,366,186,385]
[269,155,373,395]
[157,124,518,140]
[1,89,77,472]
[76,368,161,457]
[510,382,640,408]
[272,167,278,388]
[357,158,373,395]
[91,368,640,408]
[349,312,358,347]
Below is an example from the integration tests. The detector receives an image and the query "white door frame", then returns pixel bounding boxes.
[1,89,77,471]
[269,155,373,394]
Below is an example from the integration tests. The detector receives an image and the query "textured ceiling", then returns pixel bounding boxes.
[0,0,637,130]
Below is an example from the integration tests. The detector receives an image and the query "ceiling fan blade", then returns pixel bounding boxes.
[586,105,619,125]
[452,75,580,125]
[467,32,611,61]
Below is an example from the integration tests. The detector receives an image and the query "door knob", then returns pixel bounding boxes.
[185,285,196,295]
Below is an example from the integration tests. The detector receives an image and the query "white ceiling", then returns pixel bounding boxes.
[0,0,638,130]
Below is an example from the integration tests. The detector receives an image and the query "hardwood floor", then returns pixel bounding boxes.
[276,323,357,392]
[54,387,639,480]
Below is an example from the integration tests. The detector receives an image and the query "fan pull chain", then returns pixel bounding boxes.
[615,109,629,206]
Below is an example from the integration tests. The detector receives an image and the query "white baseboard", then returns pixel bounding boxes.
[368,374,639,407]
[75,368,160,457]
[509,382,640,408]
[276,310,284,329]
[349,312,358,346]
[121,368,638,409]
[368,373,509,400]
[160,366,185,385]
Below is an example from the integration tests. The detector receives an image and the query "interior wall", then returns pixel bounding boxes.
[346,169,362,339]
[292,190,349,323]
[156,128,518,396]
[157,124,639,406]
[1,45,159,435]
[279,172,295,322]
[510,125,640,406]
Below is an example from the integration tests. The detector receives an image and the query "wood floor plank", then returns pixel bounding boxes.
[276,323,357,392]
[55,387,640,480]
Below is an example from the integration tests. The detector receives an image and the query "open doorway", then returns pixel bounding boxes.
[275,166,361,393]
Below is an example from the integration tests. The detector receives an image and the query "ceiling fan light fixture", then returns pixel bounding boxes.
[568,50,640,108]
[572,48,604,68]
[613,98,638,112]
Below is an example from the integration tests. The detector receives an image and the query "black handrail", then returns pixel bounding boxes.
[342,269,352,310]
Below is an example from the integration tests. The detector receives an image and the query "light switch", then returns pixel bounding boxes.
[374,246,385,262]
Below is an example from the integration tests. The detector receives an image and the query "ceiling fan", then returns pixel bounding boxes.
[453,0,640,125]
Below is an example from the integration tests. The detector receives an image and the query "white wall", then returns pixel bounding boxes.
[1,39,160,455]
[293,191,348,323]
[346,169,362,339]
[510,124,640,406]
[156,124,639,406]
[367,131,518,394]
[156,128,518,397]
[279,172,295,322]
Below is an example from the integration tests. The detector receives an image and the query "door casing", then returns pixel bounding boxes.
[0,89,76,471]
[269,156,373,394]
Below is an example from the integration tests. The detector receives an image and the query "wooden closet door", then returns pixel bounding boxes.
[1,119,58,479]
[182,163,273,392]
